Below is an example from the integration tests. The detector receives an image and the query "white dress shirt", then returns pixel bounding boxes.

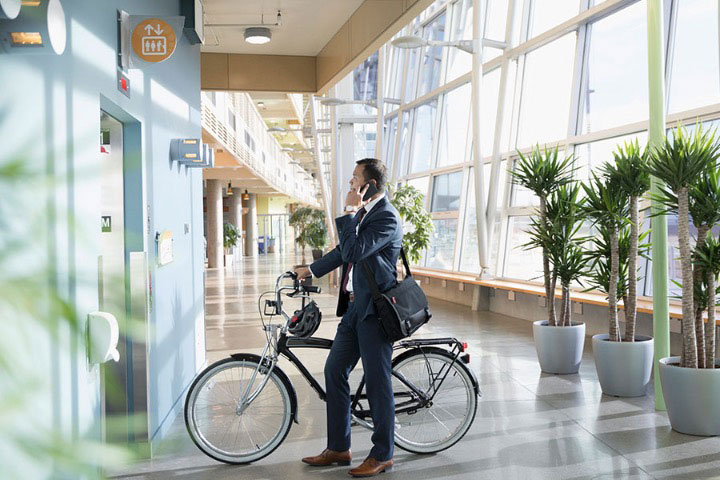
[308,193,385,293]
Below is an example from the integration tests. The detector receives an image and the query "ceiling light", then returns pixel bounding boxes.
[392,35,428,49]
[227,182,233,195]
[268,126,286,133]
[243,189,249,200]
[257,101,266,109]
[0,0,66,55]
[244,27,271,44]
[0,0,21,19]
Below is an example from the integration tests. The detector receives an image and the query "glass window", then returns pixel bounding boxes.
[668,0,720,114]
[530,0,580,37]
[407,176,430,199]
[447,0,473,82]
[384,116,398,174]
[431,171,463,212]
[354,123,377,161]
[485,0,508,42]
[581,1,648,134]
[509,157,538,207]
[425,218,458,269]
[354,51,379,101]
[404,48,420,102]
[228,107,236,131]
[409,100,438,174]
[573,131,648,182]
[419,12,447,97]
[503,216,544,280]
[516,33,576,148]
[437,83,471,168]
[397,110,413,177]
[384,42,403,102]
[481,68,501,155]
[460,163,506,275]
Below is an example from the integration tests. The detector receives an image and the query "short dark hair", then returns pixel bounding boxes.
[356,158,387,192]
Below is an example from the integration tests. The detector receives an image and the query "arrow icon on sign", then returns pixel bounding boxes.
[144,24,154,35]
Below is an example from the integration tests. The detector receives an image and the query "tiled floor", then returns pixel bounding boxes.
[112,253,720,480]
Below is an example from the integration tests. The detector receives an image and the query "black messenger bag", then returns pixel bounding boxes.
[361,248,432,342]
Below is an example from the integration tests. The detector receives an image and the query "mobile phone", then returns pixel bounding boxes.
[362,181,379,201]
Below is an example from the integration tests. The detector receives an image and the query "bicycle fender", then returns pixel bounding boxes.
[230,353,299,424]
[392,347,481,397]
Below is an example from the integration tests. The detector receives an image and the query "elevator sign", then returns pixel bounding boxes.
[131,18,177,63]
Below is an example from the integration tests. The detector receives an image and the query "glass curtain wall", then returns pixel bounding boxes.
[372,0,720,301]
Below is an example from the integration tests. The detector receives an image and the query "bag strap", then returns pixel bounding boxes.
[399,247,412,278]
[360,247,412,302]
[360,261,383,301]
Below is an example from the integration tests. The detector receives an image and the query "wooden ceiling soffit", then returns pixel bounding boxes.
[201,0,434,94]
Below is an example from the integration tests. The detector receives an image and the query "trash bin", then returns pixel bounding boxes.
[258,235,265,254]
[267,237,276,253]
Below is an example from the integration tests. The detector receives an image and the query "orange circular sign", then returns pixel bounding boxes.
[131,18,177,63]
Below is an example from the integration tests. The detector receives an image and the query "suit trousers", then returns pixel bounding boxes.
[324,299,394,461]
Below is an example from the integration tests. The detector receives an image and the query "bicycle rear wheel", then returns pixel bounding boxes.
[392,348,477,453]
[184,357,293,464]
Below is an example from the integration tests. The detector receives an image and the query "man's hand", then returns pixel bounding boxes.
[345,184,369,211]
[294,266,311,281]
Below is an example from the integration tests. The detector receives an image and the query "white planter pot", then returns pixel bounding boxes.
[224,253,234,267]
[533,320,585,374]
[592,334,653,397]
[659,356,720,436]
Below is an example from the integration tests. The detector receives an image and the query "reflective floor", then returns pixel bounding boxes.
[112,253,720,480]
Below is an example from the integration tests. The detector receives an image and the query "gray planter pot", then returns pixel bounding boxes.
[533,320,585,374]
[592,334,653,397]
[659,356,720,436]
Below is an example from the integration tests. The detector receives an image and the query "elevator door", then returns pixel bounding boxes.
[99,112,150,451]
[99,112,128,442]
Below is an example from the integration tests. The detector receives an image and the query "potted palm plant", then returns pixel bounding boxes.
[511,146,584,374]
[585,148,653,396]
[389,184,433,264]
[289,207,315,265]
[223,222,240,267]
[688,168,720,367]
[306,209,329,261]
[511,146,575,326]
[650,125,720,435]
[527,184,588,374]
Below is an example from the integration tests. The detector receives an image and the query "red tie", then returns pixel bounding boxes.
[341,207,367,293]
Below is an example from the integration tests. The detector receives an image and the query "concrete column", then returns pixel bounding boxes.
[244,193,258,256]
[228,191,243,256]
[206,179,223,268]
[648,0,669,411]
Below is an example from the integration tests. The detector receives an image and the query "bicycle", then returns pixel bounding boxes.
[184,271,480,464]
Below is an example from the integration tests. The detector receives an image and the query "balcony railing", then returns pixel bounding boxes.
[201,102,320,206]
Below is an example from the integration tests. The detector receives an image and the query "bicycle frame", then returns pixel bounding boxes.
[236,272,476,431]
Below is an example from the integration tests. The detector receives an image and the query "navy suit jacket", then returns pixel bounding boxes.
[310,196,403,320]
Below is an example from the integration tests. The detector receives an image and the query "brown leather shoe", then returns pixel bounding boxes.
[302,448,352,466]
[348,457,393,477]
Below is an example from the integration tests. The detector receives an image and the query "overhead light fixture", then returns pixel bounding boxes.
[0,0,66,55]
[227,182,233,195]
[244,27,271,44]
[257,101,266,109]
[319,97,377,109]
[0,0,21,20]
[391,34,506,54]
[243,189,249,200]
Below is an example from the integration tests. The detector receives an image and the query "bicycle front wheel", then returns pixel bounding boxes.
[184,356,293,464]
[392,348,477,454]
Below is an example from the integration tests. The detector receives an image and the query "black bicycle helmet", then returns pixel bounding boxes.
[288,300,322,338]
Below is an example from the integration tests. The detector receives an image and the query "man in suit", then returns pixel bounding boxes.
[294,158,402,477]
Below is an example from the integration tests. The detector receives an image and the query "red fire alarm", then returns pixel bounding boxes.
[117,68,130,98]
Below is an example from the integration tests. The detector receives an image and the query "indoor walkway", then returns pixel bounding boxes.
[113,254,720,480]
